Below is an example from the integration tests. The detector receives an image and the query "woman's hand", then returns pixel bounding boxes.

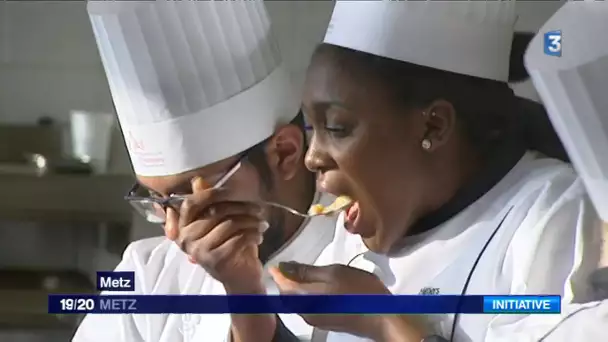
[269,262,427,341]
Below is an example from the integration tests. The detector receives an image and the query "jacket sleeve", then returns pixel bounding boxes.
[483,178,605,341]
[539,300,608,341]
[72,242,150,342]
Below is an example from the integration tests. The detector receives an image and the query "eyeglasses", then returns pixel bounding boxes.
[124,154,246,224]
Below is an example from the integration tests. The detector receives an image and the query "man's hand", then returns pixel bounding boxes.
[165,177,268,293]
[270,262,427,342]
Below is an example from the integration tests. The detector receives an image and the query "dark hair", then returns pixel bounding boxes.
[310,34,569,161]
[246,111,308,189]
[509,32,570,162]
[509,32,536,83]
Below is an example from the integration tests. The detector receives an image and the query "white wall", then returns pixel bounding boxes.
[0,2,114,124]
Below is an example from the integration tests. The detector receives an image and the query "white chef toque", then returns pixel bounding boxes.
[525,1,608,221]
[323,0,516,82]
[87,0,299,177]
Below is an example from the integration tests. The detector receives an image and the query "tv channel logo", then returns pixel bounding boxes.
[544,30,562,57]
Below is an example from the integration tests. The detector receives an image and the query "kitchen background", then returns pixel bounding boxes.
[0,1,565,341]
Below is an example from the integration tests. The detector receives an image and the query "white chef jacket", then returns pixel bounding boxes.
[312,151,603,342]
[73,193,337,342]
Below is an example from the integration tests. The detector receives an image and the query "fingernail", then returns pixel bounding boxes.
[268,267,281,279]
[278,261,300,278]
[191,177,210,190]
[257,234,264,245]
[258,221,270,233]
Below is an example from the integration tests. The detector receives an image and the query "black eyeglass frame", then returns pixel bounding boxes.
[123,153,249,219]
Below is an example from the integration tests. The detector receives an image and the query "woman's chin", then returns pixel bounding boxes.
[360,235,386,254]
[355,218,392,253]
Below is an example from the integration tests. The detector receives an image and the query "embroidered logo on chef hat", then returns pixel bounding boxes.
[126,131,145,152]
[123,126,167,168]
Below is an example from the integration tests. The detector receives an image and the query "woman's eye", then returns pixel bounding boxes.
[324,125,349,138]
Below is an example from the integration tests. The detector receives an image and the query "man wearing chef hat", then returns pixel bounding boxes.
[74,1,336,341]
[524,1,608,340]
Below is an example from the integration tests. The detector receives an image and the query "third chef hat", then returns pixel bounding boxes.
[525,0,608,221]
[323,0,516,82]
[87,0,298,177]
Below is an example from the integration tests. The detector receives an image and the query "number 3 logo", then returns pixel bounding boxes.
[544,30,562,57]
[548,35,561,52]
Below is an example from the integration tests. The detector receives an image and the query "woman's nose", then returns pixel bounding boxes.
[304,138,327,173]
[304,150,318,173]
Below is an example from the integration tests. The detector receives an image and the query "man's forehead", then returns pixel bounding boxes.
[136,154,239,195]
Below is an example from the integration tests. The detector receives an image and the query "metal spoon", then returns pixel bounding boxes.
[200,162,353,218]
[261,196,353,218]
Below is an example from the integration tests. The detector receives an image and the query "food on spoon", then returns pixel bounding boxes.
[309,204,325,215]
[307,195,353,215]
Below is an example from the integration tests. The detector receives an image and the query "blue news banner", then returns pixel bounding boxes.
[48,272,561,315]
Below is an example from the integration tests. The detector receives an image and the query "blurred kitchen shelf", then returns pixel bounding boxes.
[0,269,94,331]
[0,174,134,223]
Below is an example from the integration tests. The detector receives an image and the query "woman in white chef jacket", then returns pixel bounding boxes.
[524,1,608,340]
[266,1,605,342]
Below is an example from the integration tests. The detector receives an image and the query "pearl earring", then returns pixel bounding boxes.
[421,139,432,150]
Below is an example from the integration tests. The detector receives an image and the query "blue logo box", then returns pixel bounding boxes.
[544,30,562,57]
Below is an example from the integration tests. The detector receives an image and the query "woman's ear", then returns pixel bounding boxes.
[266,124,305,181]
[421,100,457,151]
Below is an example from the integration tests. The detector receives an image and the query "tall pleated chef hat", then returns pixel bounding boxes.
[323,0,516,82]
[87,0,298,177]
[525,0,608,221]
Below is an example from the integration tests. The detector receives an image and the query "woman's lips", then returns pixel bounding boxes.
[346,202,359,221]
[344,201,363,234]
